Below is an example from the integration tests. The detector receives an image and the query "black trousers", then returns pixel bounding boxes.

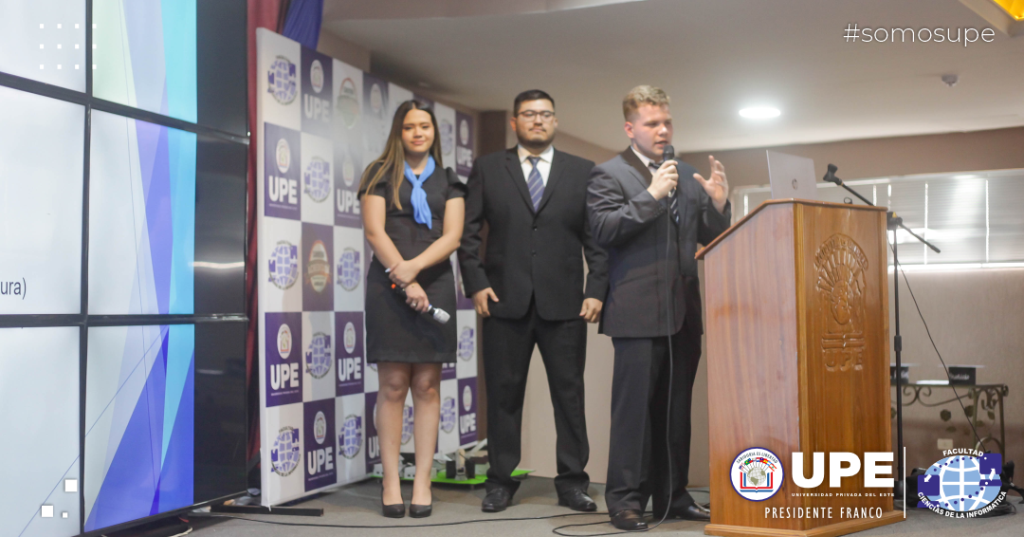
[605,324,702,515]
[482,300,590,496]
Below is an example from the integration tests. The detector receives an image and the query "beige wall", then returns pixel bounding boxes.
[518,126,1024,490]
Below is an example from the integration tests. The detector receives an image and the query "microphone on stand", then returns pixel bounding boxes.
[391,283,451,324]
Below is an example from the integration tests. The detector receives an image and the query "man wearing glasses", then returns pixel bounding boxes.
[459,90,608,513]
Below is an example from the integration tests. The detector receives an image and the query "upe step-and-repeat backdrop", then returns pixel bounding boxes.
[256,29,480,506]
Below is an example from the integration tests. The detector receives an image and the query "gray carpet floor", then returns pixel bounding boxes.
[185,477,1022,537]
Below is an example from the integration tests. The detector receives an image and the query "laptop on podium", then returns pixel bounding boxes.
[767,150,818,201]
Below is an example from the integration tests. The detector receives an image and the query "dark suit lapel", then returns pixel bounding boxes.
[535,149,565,214]
[503,148,536,212]
[620,147,653,192]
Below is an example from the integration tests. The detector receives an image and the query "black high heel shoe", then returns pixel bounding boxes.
[381,486,405,518]
[409,502,432,518]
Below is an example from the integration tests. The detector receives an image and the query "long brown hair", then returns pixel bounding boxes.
[359,100,443,209]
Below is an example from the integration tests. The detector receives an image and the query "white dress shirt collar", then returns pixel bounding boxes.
[518,143,555,164]
[630,144,657,170]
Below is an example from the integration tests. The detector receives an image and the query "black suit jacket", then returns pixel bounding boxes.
[586,148,731,338]
[459,147,609,321]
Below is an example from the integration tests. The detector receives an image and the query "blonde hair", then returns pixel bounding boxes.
[622,85,670,120]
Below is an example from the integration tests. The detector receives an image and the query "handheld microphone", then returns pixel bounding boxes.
[391,284,451,324]
[662,144,675,165]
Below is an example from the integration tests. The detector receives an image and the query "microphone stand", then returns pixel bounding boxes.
[821,164,940,501]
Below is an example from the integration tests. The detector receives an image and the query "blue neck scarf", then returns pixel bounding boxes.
[404,156,436,229]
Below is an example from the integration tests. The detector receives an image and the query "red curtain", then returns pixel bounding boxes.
[245,0,286,467]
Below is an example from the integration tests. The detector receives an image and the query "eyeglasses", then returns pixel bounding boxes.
[517,110,555,120]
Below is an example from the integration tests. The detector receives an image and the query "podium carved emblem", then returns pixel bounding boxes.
[814,234,867,372]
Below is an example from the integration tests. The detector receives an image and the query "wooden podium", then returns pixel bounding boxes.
[696,200,902,537]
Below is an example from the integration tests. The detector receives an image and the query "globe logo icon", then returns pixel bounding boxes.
[310,59,324,93]
[337,248,361,291]
[303,156,331,202]
[457,327,474,361]
[305,332,332,379]
[268,241,299,289]
[307,240,331,293]
[462,385,473,412]
[730,448,784,501]
[268,56,297,105]
[401,405,414,445]
[271,426,301,476]
[338,415,362,459]
[918,453,1004,513]
[440,397,456,433]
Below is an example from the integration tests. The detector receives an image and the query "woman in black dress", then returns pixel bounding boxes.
[358,100,465,519]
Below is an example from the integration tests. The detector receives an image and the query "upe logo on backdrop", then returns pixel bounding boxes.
[343,322,357,353]
[305,332,332,379]
[268,55,297,105]
[304,59,330,124]
[336,78,359,128]
[268,241,299,289]
[269,138,298,208]
[337,248,361,291]
[278,323,293,359]
[307,240,331,293]
[339,414,362,459]
[731,448,784,501]
[308,411,334,475]
[440,397,456,433]
[271,426,301,476]
[303,157,331,202]
[918,450,1005,517]
[276,138,292,173]
[401,405,415,445]
[458,327,475,361]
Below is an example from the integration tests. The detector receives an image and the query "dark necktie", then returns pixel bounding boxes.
[650,162,680,225]
[527,156,545,212]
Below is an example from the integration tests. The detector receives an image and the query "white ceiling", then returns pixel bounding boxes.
[323,0,1024,152]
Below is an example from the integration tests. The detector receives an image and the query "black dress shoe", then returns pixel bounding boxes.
[481,488,511,512]
[610,510,648,531]
[663,503,710,521]
[557,489,597,512]
[381,490,405,519]
[409,502,432,518]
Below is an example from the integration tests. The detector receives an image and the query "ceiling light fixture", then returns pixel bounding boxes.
[739,106,781,119]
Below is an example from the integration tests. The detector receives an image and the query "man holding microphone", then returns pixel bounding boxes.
[587,85,730,531]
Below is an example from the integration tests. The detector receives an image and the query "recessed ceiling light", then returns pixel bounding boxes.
[739,106,781,119]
